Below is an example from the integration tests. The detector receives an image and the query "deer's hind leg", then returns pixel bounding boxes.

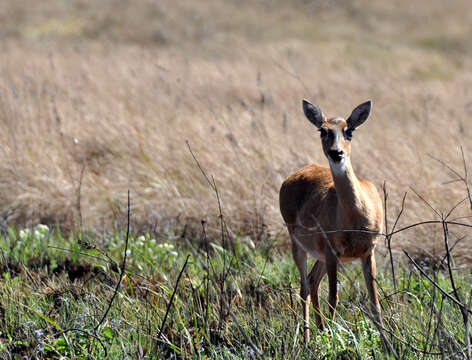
[308,260,327,330]
[290,236,311,342]
[325,247,339,320]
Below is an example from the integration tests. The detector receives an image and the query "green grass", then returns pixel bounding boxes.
[0,224,470,359]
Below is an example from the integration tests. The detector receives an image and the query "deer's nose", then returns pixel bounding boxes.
[327,149,344,162]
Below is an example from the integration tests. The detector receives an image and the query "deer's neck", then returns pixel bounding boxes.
[329,158,365,221]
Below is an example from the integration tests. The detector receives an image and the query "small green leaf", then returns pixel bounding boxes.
[103,327,114,339]
[56,337,67,346]
[56,337,67,350]
[33,310,62,330]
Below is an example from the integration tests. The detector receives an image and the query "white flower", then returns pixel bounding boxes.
[36,224,49,233]
[19,229,30,240]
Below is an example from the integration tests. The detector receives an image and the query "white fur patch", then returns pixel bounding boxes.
[291,233,325,260]
[329,158,347,176]
[330,117,345,124]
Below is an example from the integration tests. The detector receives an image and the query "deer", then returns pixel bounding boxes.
[279,99,384,344]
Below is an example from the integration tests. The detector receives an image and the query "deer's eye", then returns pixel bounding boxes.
[344,127,353,140]
[319,128,328,139]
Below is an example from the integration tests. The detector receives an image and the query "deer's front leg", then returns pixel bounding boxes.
[361,252,382,326]
[362,251,393,353]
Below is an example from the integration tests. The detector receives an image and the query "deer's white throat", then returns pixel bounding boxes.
[329,157,347,176]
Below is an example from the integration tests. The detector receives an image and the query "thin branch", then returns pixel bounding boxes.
[287,219,472,238]
[76,163,86,231]
[428,153,463,179]
[440,235,467,265]
[403,250,472,315]
[392,192,408,234]
[445,197,468,220]
[409,187,441,218]
[429,148,472,210]
[186,141,262,356]
[389,220,472,237]
[157,254,190,339]
[186,140,215,191]
[460,146,472,210]
[441,217,471,360]
[48,245,111,264]
[95,190,131,330]
[383,183,406,291]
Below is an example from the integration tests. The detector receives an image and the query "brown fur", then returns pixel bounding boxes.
[280,101,386,347]
[280,163,383,261]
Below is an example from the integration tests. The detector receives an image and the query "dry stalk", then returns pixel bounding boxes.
[403,251,472,315]
[187,140,263,357]
[157,254,190,339]
[383,182,407,291]
[429,147,472,211]
[94,190,131,331]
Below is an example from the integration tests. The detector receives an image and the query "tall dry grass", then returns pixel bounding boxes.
[0,0,471,260]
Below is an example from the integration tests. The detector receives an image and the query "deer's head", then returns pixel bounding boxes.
[302,99,372,168]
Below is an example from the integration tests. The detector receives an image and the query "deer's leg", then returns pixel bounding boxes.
[361,252,382,326]
[291,240,310,342]
[362,252,392,352]
[308,260,327,330]
[325,249,338,320]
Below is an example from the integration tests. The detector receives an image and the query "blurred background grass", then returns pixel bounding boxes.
[0,0,471,261]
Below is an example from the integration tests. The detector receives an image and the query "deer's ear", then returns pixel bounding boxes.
[347,100,372,130]
[302,99,324,128]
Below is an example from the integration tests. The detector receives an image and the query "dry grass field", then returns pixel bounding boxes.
[1,1,472,358]
[1,0,472,260]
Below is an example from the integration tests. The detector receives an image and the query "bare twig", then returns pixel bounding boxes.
[187,141,262,356]
[421,272,438,360]
[403,250,472,315]
[211,176,228,330]
[445,197,468,220]
[383,183,407,291]
[409,187,441,218]
[460,146,472,211]
[389,220,472,237]
[186,140,214,191]
[441,216,471,359]
[48,245,111,264]
[45,191,131,357]
[76,163,86,231]
[429,148,472,210]
[201,220,211,327]
[157,254,190,339]
[95,190,131,330]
